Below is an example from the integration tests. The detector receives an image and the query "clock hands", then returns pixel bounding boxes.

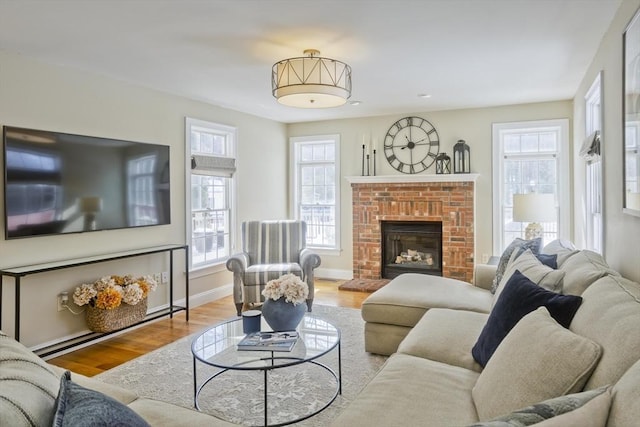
[401,135,428,149]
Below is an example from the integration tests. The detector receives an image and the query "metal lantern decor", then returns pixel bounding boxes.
[435,153,451,174]
[453,139,471,174]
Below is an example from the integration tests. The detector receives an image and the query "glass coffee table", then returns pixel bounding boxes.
[191,313,341,426]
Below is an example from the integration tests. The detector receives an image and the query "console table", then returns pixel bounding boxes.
[0,244,189,356]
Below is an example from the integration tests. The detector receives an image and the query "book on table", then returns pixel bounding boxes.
[237,331,299,352]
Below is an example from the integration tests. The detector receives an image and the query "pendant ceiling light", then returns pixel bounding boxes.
[272,49,352,108]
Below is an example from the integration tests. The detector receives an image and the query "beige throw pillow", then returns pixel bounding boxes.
[492,249,565,308]
[472,307,602,421]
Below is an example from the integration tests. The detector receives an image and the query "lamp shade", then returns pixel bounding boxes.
[79,196,103,213]
[512,193,556,223]
[272,49,352,108]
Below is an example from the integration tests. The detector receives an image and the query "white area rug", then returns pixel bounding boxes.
[96,305,387,426]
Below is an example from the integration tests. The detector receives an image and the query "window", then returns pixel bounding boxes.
[583,73,603,253]
[492,119,570,253]
[186,118,236,269]
[127,155,158,226]
[291,135,340,252]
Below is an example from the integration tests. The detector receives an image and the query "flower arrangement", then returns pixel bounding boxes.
[73,274,158,310]
[262,273,309,305]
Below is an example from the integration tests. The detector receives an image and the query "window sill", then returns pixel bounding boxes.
[190,260,228,279]
[309,248,342,257]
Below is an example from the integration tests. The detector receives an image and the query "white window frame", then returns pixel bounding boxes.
[290,134,341,255]
[584,72,604,254]
[492,119,570,254]
[185,117,237,272]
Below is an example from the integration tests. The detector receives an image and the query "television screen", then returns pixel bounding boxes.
[3,126,171,239]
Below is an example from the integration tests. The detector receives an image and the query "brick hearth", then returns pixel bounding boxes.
[347,175,478,283]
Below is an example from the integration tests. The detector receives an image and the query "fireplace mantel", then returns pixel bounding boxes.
[345,173,479,184]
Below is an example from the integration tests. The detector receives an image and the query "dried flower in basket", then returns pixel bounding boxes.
[261,273,309,305]
[73,274,158,310]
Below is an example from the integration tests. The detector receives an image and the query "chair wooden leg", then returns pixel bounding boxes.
[306,298,313,312]
[235,303,243,316]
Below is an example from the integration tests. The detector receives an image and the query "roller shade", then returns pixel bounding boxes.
[191,155,236,177]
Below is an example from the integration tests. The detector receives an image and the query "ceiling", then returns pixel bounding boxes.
[0,0,621,124]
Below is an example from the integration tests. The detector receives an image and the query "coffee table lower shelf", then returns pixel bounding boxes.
[193,353,341,427]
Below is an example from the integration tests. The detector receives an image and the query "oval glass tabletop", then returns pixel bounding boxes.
[191,313,340,370]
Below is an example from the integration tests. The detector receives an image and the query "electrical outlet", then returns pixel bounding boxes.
[57,292,69,312]
[153,273,162,284]
[161,271,169,284]
[482,253,489,263]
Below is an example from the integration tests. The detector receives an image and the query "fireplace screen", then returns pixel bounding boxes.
[381,221,443,279]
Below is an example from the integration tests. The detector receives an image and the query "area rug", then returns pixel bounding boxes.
[95,305,387,426]
[338,278,390,293]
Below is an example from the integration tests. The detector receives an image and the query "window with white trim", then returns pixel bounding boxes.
[291,135,340,252]
[583,73,603,253]
[186,118,236,269]
[127,155,158,226]
[492,120,570,253]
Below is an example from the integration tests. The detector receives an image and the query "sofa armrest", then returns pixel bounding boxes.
[226,252,249,273]
[474,264,497,291]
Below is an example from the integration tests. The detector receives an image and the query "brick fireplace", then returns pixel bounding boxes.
[347,174,478,283]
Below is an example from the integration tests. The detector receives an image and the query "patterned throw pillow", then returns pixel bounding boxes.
[467,385,611,426]
[491,238,542,293]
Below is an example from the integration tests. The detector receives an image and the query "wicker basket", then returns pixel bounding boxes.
[85,299,148,333]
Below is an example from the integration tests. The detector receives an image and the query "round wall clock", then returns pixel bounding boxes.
[383,116,440,174]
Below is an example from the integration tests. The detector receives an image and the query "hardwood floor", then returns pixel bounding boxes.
[47,279,368,377]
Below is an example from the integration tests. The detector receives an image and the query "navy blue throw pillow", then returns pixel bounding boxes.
[472,270,582,368]
[53,371,150,427]
[536,253,558,269]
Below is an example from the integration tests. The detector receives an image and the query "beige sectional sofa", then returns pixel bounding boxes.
[333,241,640,426]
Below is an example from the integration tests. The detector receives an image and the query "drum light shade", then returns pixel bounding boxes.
[272,49,352,108]
[513,193,556,240]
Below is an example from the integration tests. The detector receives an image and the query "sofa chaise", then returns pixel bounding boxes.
[332,240,640,426]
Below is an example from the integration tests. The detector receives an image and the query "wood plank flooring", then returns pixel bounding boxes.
[47,279,367,377]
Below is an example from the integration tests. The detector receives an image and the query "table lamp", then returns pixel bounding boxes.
[512,193,556,240]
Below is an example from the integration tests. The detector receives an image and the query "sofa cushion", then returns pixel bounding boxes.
[0,331,61,427]
[52,371,150,427]
[362,273,492,328]
[608,359,640,427]
[491,237,542,293]
[569,275,640,390]
[398,308,488,372]
[559,249,618,296]
[472,307,602,421]
[331,353,480,427]
[493,249,566,306]
[468,386,611,426]
[128,398,239,426]
[472,270,582,367]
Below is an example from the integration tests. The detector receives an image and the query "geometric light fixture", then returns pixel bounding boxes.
[272,49,352,108]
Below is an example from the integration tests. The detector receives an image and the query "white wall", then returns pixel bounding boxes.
[573,0,640,283]
[0,51,288,347]
[288,101,573,278]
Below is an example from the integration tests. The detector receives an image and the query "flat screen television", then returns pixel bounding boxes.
[3,126,171,239]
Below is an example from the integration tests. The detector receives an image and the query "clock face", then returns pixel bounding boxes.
[383,116,440,174]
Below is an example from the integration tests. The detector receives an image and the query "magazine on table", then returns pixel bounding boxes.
[237,331,299,352]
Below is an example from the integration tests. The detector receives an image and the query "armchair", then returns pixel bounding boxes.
[226,220,321,316]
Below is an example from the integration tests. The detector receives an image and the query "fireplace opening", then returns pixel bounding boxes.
[381,221,443,279]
